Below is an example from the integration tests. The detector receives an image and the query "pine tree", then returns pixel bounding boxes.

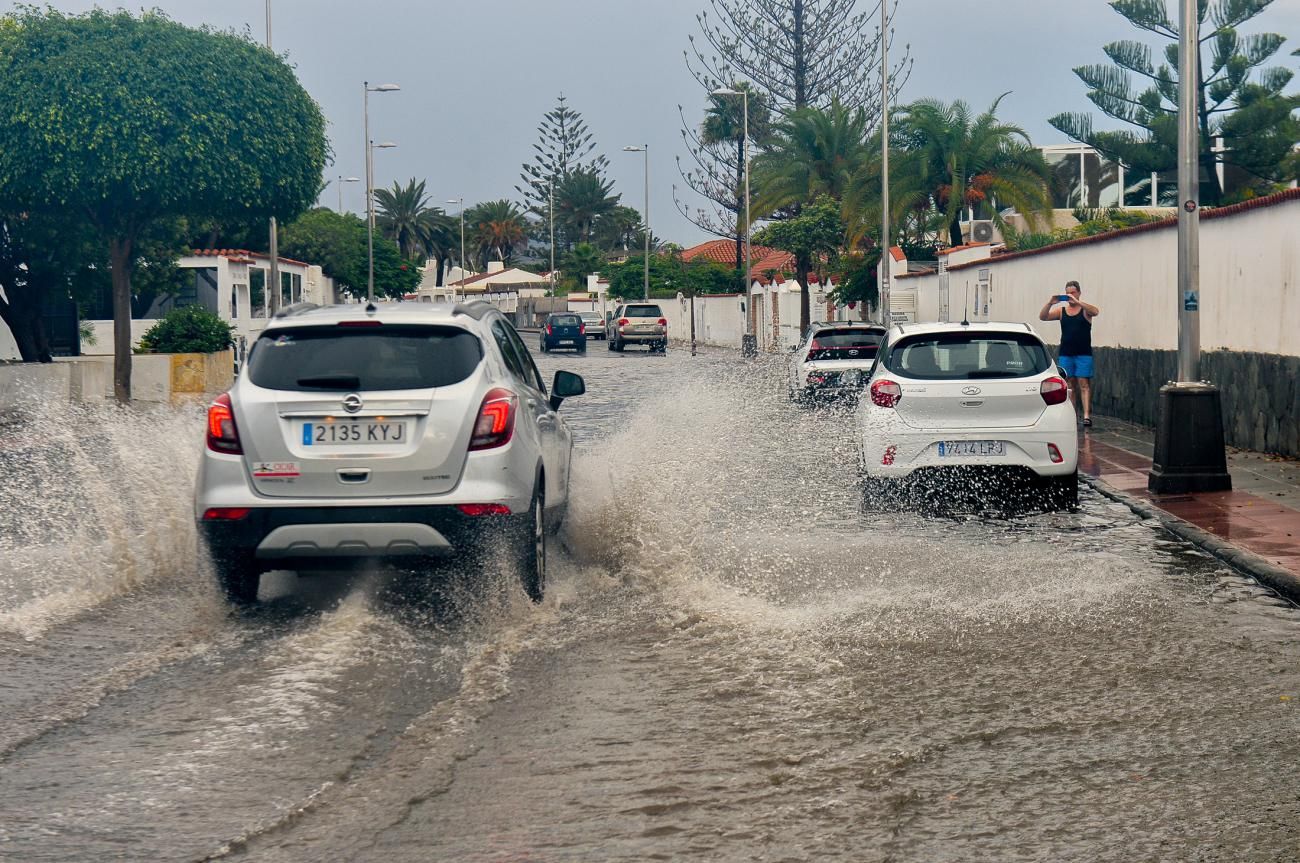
[1049,0,1297,205]
[516,95,610,222]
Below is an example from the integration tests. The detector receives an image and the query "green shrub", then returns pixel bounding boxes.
[137,305,234,354]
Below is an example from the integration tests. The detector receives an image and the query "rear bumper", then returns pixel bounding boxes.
[614,331,665,343]
[543,336,585,347]
[198,504,523,569]
[859,425,1078,480]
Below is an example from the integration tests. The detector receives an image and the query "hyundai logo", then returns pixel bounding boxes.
[961,385,982,396]
[343,393,363,414]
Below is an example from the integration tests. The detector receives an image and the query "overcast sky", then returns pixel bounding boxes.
[6,0,1299,246]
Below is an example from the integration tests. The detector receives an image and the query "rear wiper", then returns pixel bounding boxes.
[296,374,361,389]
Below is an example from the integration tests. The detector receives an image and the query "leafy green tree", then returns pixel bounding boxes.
[0,8,327,400]
[559,242,606,293]
[1048,0,1297,204]
[751,196,845,289]
[137,305,233,354]
[554,169,621,246]
[749,102,871,330]
[466,199,528,266]
[280,208,418,300]
[892,95,1052,248]
[594,205,646,252]
[603,254,744,299]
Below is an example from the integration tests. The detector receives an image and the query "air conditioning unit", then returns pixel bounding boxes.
[968,220,996,243]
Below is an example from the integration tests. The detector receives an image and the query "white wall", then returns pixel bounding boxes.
[901,192,1300,356]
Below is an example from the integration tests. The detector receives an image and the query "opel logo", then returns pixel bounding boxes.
[343,393,363,414]
[961,385,982,396]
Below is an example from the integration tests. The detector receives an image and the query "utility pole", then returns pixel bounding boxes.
[879,0,891,326]
[266,0,279,315]
[1147,0,1231,494]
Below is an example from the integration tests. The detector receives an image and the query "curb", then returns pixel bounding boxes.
[1082,474,1300,606]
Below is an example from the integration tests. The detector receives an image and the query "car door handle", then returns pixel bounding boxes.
[337,468,371,484]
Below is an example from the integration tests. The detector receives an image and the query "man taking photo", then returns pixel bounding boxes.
[1039,280,1101,427]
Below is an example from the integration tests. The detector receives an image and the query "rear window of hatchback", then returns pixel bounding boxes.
[247,325,483,391]
[884,332,1051,380]
[549,314,582,326]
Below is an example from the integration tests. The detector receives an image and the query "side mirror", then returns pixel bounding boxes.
[549,370,586,411]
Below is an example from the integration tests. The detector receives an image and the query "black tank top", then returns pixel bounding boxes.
[1059,309,1092,356]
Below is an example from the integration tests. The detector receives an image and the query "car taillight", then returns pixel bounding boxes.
[1040,376,1069,406]
[657,318,667,327]
[456,503,513,516]
[618,318,629,326]
[202,507,250,521]
[1048,443,1064,464]
[469,387,517,451]
[206,393,242,454]
[579,323,585,333]
[870,380,902,408]
[882,445,897,466]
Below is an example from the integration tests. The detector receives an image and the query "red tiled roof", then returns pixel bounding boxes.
[679,239,797,278]
[889,246,906,262]
[190,248,310,267]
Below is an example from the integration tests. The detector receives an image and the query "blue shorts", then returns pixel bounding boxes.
[1058,354,1093,378]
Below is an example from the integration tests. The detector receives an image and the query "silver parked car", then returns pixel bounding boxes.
[606,302,667,352]
[194,301,585,604]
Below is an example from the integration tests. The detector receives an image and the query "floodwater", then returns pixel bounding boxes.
[1,342,1298,862]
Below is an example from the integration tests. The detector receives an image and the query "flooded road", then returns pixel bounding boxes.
[1,343,1298,861]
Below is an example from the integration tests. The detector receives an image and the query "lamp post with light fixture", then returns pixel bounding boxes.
[364,81,400,302]
[622,145,650,300]
[710,87,753,350]
[336,175,360,213]
[447,198,466,300]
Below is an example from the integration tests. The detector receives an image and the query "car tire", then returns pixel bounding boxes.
[607,338,615,351]
[540,340,550,353]
[211,552,260,605]
[614,339,625,352]
[577,343,586,354]
[518,483,546,602]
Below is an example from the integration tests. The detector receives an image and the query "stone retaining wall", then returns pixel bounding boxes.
[1090,347,1299,458]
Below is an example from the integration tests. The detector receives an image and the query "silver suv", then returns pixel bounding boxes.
[194,301,585,605]
[606,302,667,352]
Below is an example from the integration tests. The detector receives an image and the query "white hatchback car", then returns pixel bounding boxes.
[856,322,1078,511]
[788,322,886,404]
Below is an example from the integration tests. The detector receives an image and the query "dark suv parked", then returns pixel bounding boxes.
[540,313,586,353]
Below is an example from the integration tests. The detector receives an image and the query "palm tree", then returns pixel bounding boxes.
[553,168,620,247]
[466,199,528,266]
[749,100,871,330]
[892,95,1052,248]
[593,205,643,252]
[374,178,434,260]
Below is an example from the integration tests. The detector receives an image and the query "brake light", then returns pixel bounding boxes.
[579,323,585,333]
[870,380,902,408]
[618,318,629,326]
[546,324,553,335]
[470,387,517,450]
[1040,376,1069,406]
[657,318,667,327]
[337,320,383,327]
[882,445,897,466]
[1048,443,1064,464]
[202,507,250,521]
[456,503,513,516]
[206,393,242,454]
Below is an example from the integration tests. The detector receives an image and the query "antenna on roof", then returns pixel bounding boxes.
[961,281,970,326]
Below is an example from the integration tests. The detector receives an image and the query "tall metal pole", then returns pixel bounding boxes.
[338,175,344,213]
[879,0,890,325]
[266,1,279,315]
[1176,0,1200,381]
[459,202,466,299]
[364,83,374,302]
[550,181,556,296]
[743,91,751,336]
[642,145,650,301]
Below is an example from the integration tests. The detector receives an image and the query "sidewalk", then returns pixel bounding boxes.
[1080,416,1300,592]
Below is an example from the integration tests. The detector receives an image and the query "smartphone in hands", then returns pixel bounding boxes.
[1058,294,1071,302]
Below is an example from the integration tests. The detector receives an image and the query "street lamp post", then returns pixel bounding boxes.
[549,180,557,297]
[1147,0,1231,493]
[711,87,753,353]
[447,198,466,301]
[337,175,360,213]
[364,81,400,303]
[622,145,650,300]
[879,0,891,326]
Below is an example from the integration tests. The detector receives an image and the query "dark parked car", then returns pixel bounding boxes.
[540,313,586,353]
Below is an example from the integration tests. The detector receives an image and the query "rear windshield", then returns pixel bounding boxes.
[247,325,482,391]
[550,315,581,326]
[624,304,662,317]
[812,329,884,348]
[884,333,1050,380]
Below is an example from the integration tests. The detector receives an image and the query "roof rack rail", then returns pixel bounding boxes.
[273,302,320,318]
[451,300,493,321]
